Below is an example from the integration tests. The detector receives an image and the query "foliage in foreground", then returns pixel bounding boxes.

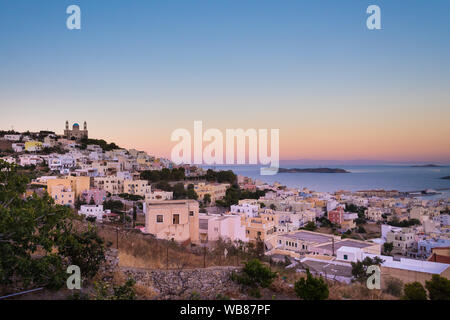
[92,278,137,300]
[0,160,105,290]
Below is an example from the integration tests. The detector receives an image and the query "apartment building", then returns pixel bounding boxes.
[386,227,416,256]
[192,182,230,204]
[230,202,259,217]
[144,200,199,244]
[123,179,151,197]
[365,207,384,222]
[93,176,124,195]
[243,213,277,244]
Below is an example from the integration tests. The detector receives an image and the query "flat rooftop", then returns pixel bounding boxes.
[283,231,335,244]
[316,239,374,252]
[299,259,353,278]
[146,199,197,206]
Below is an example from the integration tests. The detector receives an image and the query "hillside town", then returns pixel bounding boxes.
[1,122,449,299]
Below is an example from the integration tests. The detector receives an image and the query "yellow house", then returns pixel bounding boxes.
[123,179,151,197]
[243,213,277,243]
[145,200,199,244]
[47,176,90,198]
[25,141,43,152]
[50,184,75,207]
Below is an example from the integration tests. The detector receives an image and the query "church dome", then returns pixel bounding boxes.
[73,123,80,129]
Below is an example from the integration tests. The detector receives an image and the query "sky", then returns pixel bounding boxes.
[0,0,449,163]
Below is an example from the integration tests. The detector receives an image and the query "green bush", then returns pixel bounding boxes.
[383,277,403,297]
[294,269,329,300]
[425,274,450,300]
[231,259,277,290]
[403,282,427,300]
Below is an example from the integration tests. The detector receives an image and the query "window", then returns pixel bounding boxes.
[156,215,163,223]
[343,254,348,260]
[189,211,194,216]
[173,214,180,225]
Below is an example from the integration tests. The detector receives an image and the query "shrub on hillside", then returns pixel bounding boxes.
[403,282,427,300]
[294,269,329,300]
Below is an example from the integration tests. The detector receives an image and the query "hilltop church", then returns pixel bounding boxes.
[64,121,88,140]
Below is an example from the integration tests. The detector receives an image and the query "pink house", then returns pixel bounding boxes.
[81,189,107,205]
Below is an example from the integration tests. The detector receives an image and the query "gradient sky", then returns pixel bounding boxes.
[1,0,449,163]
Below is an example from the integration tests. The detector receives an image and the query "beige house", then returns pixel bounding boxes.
[365,207,384,221]
[243,212,277,244]
[123,179,151,197]
[47,176,90,198]
[191,182,230,204]
[386,227,416,256]
[145,200,199,244]
[93,176,124,195]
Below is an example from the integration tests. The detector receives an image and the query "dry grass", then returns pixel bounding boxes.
[72,221,241,270]
[328,281,397,300]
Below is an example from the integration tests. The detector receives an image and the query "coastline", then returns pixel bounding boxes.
[201,164,450,197]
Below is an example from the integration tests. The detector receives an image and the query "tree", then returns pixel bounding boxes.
[186,188,198,200]
[203,193,211,205]
[294,269,329,300]
[269,204,277,210]
[383,242,394,255]
[58,227,105,279]
[103,199,124,212]
[231,259,277,290]
[302,221,317,231]
[351,256,384,283]
[425,274,450,300]
[403,282,427,300]
[383,277,403,297]
[0,160,106,290]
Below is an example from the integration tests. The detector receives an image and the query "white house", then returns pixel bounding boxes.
[0,156,16,164]
[48,155,76,172]
[230,203,259,217]
[19,155,43,167]
[199,214,248,243]
[78,205,110,222]
[3,134,22,141]
[12,143,25,153]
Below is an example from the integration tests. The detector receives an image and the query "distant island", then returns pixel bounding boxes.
[441,176,450,180]
[278,168,350,173]
[411,164,442,167]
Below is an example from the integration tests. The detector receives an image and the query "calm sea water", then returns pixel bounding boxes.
[202,164,450,198]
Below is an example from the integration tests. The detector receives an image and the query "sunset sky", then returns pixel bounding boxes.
[1,0,449,163]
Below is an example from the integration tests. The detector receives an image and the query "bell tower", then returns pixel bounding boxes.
[84,121,87,131]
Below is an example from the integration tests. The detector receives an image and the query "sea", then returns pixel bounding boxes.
[201,164,450,200]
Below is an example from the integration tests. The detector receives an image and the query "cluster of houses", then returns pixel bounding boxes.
[1,122,449,288]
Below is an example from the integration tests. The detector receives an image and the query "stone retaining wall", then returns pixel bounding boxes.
[121,266,242,299]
